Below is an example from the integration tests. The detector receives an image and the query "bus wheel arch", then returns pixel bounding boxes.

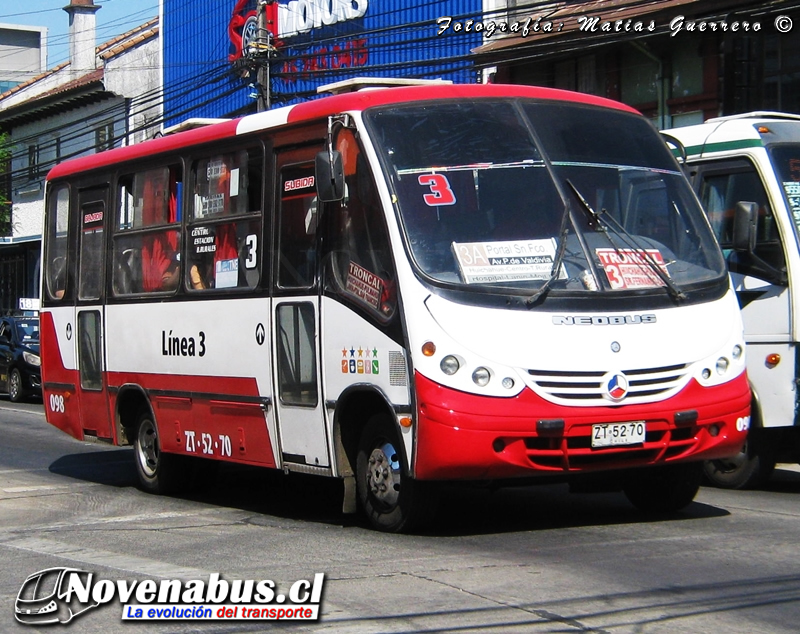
[115,387,185,495]
[332,387,429,529]
[334,387,399,479]
[702,391,776,489]
[115,384,150,446]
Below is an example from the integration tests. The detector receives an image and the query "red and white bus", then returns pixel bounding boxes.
[41,80,751,531]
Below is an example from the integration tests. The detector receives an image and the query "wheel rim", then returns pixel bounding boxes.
[9,371,20,400]
[365,440,402,509]
[136,418,159,479]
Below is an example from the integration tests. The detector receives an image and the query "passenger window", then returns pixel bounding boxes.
[324,128,396,319]
[186,148,262,292]
[186,220,261,290]
[192,150,260,218]
[45,186,70,301]
[113,166,183,295]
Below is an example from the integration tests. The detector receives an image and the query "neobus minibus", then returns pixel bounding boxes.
[41,80,751,531]
[666,113,800,489]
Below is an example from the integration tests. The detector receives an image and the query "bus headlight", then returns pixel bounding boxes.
[732,344,743,361]
[716,357,730,375]
[440,355,460,375]
[472,367,491,387]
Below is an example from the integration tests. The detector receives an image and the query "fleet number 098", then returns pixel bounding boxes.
[49,394,66,413]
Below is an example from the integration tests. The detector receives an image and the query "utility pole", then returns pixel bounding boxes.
[246,0,275,111]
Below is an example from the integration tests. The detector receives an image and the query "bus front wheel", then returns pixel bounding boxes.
[623,462,703,513]
[356,415,435,533]
[133,412,184,494]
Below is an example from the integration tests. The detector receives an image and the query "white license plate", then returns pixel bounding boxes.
[591,421,646,448]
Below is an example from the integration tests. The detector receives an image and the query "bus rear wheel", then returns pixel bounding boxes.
[133,412,184,494]
[356,415,435,533]
[623,462,703,513]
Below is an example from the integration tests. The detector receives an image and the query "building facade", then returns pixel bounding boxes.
[0,23,47,95]
[474,0,800,128]
[0,1,160,313]
[161,0,484,127]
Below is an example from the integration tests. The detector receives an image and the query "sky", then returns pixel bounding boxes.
[0,0,159,69]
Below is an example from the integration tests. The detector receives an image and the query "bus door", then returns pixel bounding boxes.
[74,186,114,442]
[270,152,330,469]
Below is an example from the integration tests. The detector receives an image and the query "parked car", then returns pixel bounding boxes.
[0,315,41,402]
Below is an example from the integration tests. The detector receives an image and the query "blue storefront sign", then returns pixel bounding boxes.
[162,0,482,126]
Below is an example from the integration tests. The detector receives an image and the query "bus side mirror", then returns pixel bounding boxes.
[315,150,344,202]
[732,201,758,253]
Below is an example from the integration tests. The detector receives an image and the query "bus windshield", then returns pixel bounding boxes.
[366,99,726,296]
[768,144,800,232]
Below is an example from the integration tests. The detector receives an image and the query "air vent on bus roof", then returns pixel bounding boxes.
[317,77,452,95]
[162,118,231,136]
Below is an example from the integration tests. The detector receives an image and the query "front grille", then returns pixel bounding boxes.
[526,363,689,405]
[517,421,699,471]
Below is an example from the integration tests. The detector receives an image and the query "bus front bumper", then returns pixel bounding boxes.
[413,371,751,480]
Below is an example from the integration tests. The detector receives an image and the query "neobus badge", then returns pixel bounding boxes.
[552,314,657,325]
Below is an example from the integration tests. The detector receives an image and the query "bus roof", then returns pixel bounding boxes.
[666,112,800,158]
[47,83,640,181]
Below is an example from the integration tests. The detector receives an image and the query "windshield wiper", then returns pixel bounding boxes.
[565,179,686,302]
[524,216,570,306]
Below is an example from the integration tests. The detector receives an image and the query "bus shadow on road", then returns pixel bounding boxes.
[48,448,138,488]
[193,465,733,535]
[761,467,800,494]
[47,451,731,535]
[412,482,731,537]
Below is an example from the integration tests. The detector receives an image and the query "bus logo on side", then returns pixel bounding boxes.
[15,567,99,625]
